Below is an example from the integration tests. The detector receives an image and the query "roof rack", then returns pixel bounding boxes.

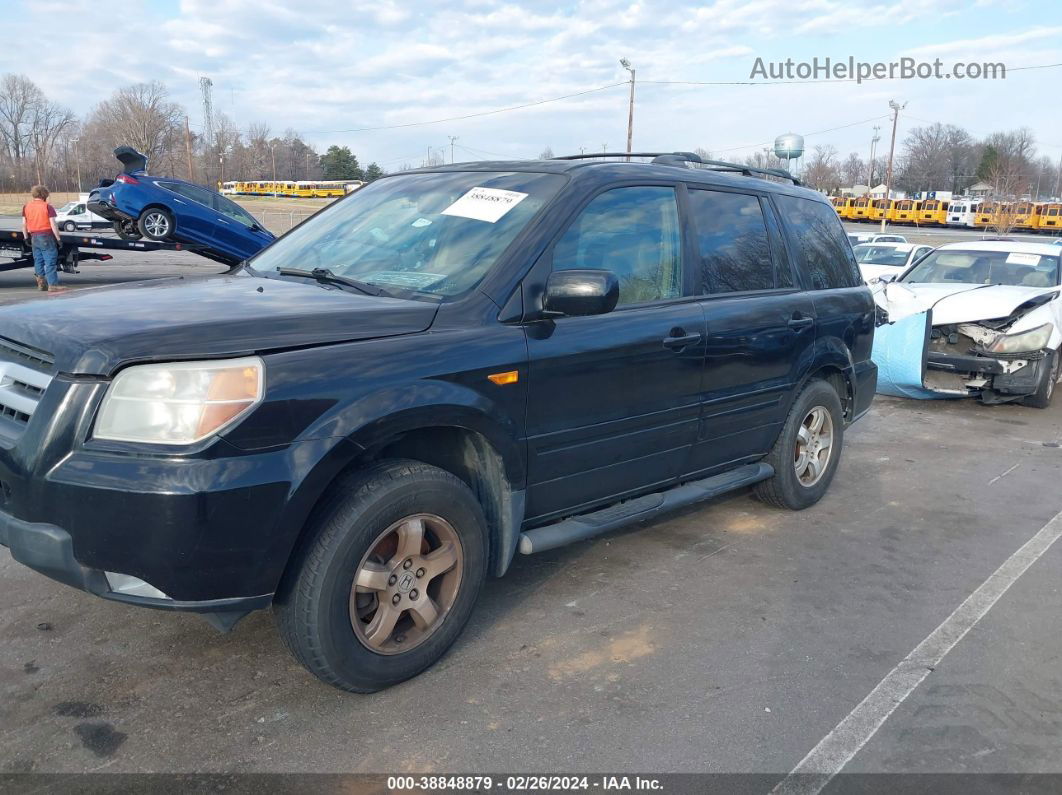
[551,151,802,186]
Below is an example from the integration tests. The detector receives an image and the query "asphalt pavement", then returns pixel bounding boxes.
[0,215,1061,780]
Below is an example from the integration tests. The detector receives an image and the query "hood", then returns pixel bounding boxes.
[873,281,1059,326]
[0,274,438,375]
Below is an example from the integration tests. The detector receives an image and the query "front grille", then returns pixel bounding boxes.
[0,339,54,437]
[0,337,54,371]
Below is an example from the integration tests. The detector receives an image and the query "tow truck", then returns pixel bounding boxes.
[0,229,206,275]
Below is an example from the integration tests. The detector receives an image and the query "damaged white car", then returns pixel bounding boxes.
[872,241,1061,408]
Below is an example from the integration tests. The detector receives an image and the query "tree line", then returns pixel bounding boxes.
[0,74,386,194]
[781,125,1058,201]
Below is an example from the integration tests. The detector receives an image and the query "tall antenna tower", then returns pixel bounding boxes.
[199,76,214,151]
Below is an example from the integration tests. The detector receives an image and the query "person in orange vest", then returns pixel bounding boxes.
[21,185,67,293]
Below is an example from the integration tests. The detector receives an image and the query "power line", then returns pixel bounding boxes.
[714,114,892,153]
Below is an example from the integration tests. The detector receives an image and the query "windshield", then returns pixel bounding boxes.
[57,202,76,214]
[901,248,1060,287]
[853,245,909,267]
[249,170,565,298]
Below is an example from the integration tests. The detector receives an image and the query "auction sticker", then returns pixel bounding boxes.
[442,187,528,223]
[1006,252,1041,266]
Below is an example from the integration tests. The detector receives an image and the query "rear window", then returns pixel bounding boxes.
[687,189,775,293]
[775,195,862,289]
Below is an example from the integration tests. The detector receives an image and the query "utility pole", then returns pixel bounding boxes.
[1055,152,1062,199]
[71,137,82,193]
[880,101,906,233]
[271,144,277,198]
[449,136,458,164]
[620,59,635,161]
[183,117,195,182]
[866,125,880,190]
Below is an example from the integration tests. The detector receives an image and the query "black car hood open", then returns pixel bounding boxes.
[0,274,439,375]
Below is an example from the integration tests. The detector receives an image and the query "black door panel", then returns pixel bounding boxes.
[525,304,706,519]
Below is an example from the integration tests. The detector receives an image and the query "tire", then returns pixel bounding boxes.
[754,379,845,510]
[63,221,76,232]
[274,460,488,693]
[114,221,141,241]
[1022,348,1059,409]
[137,207,174,241]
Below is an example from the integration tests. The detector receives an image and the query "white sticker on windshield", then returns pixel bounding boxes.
[1006,252,1041,266]
[441,187,528,223]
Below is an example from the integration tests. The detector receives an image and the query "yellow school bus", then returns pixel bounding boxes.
[851,197,875,221]
[1040,203,1062,232]
[918,198,949,226]
[974,202,1007,228]
[892,199,921,224]
[1013,202,1043,231]
[868,199,897,223]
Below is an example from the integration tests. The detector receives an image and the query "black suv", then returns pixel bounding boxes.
[0,153,876,692]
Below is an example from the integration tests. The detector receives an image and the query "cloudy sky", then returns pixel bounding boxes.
[4,0,1060,169]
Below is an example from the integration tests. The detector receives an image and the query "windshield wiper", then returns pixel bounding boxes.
[277,267,391,297]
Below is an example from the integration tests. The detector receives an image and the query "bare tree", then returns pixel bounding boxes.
[802,144,840,192]
[840,152,865,187]
[539,145,554,160]
[87,82,184,174]
[30,98,76,184]
[0,74,45,185]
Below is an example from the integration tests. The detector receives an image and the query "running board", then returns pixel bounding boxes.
[518,462,774,555]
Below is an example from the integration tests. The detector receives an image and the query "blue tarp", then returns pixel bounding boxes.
[872,311,957,399]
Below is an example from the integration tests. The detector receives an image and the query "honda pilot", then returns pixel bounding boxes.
[0,152,876,692]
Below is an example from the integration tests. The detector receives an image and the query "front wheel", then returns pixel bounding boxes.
[138,208,175,241]
[1022,348,1059,409]
[274,460,488,692]
[755,379,845,510]
[63,220,76,232]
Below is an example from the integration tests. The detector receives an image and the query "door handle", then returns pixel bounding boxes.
[662,332,702,349]
[787,316,814,329]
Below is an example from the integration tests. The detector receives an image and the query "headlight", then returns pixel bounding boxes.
[94,357,264,444]
[986,323,1053,355]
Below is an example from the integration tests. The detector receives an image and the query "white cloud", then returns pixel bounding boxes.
[0,0,1054,168]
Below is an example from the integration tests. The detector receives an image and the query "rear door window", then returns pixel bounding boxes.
[775,195,862,289]
[687,189,778,293]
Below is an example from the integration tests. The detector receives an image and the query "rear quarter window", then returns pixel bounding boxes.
[775,195,862,289]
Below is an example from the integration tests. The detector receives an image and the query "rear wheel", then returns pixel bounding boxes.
[274,460,488,692]
[755,379,845,510]
[1022,348,1059,409]
[138,208,174,241]
[113,220,141,240]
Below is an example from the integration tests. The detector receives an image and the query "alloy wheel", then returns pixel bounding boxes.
[794,406,834,487]
[144,212,170,237]
[350,513,463,655]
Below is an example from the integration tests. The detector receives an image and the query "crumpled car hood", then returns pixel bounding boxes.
[873,282,1059,326]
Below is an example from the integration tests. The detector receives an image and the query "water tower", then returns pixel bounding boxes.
[773,133,804,175]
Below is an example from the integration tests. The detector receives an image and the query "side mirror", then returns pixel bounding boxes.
[543,269,619,317]
[878,273,896,283]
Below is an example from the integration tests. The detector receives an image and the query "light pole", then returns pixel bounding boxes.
[71,137,81,193]
[270,143,277,198]
[866,126,880,190]
[449,136,458,164]
[620,58,635,161]
[880,101,905,232]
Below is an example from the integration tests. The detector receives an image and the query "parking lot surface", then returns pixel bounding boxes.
[1,361,1060,775]
[1,219,1061,779]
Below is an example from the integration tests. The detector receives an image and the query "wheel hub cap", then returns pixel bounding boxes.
[350,513,463,655]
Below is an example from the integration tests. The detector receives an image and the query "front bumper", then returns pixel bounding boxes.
[0,509,272,629]
[926,350,1046,398]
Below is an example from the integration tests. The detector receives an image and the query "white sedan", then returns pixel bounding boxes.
[853,242,934,283]
[872,241,1062,408]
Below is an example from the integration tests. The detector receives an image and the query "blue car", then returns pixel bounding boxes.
[88,147,275,266]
